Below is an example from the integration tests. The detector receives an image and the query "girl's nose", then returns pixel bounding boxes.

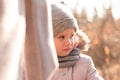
[65,38,73,46]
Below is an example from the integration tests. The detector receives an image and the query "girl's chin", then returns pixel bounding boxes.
[58,52,70,57]
[57,49,73,56]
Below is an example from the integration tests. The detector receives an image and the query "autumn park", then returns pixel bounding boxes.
[72,3,120,80]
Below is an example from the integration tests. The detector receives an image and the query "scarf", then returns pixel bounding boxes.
[58,48,80,68]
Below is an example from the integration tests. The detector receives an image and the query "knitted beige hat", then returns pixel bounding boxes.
[51,4,78,36]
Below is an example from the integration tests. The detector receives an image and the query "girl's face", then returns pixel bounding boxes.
[54,28,75,57]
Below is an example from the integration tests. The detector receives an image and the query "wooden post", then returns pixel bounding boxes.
[24,0,58,80]
[0,0,58,80]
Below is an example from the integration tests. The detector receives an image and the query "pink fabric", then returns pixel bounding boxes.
[52,54,104,80]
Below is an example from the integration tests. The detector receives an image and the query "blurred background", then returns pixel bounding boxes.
[52,0,120,80]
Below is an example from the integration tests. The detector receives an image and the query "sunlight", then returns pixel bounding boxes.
[51,0,120,20]
[111,0,120,19]
[68,0,120,20]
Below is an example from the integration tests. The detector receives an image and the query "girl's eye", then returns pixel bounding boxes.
[70,34,75,39]
[70,34,74,38]
[58,36,65,39]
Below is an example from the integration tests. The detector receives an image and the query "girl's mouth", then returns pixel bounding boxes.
[63,47,72,51]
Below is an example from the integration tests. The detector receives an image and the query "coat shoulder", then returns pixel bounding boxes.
[79,53,92,62]
[75,53,94,68]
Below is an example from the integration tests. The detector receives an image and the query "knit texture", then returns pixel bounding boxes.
[58,48,80,68]
[51,4,78,36]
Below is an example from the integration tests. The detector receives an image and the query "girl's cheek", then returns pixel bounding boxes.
[73,35,80,48]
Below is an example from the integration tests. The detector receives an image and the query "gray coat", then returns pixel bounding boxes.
[51,54,104,80]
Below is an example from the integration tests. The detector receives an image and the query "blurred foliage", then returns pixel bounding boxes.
[71,5,120,80]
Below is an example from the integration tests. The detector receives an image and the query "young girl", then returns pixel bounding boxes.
[51,3,104,80]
